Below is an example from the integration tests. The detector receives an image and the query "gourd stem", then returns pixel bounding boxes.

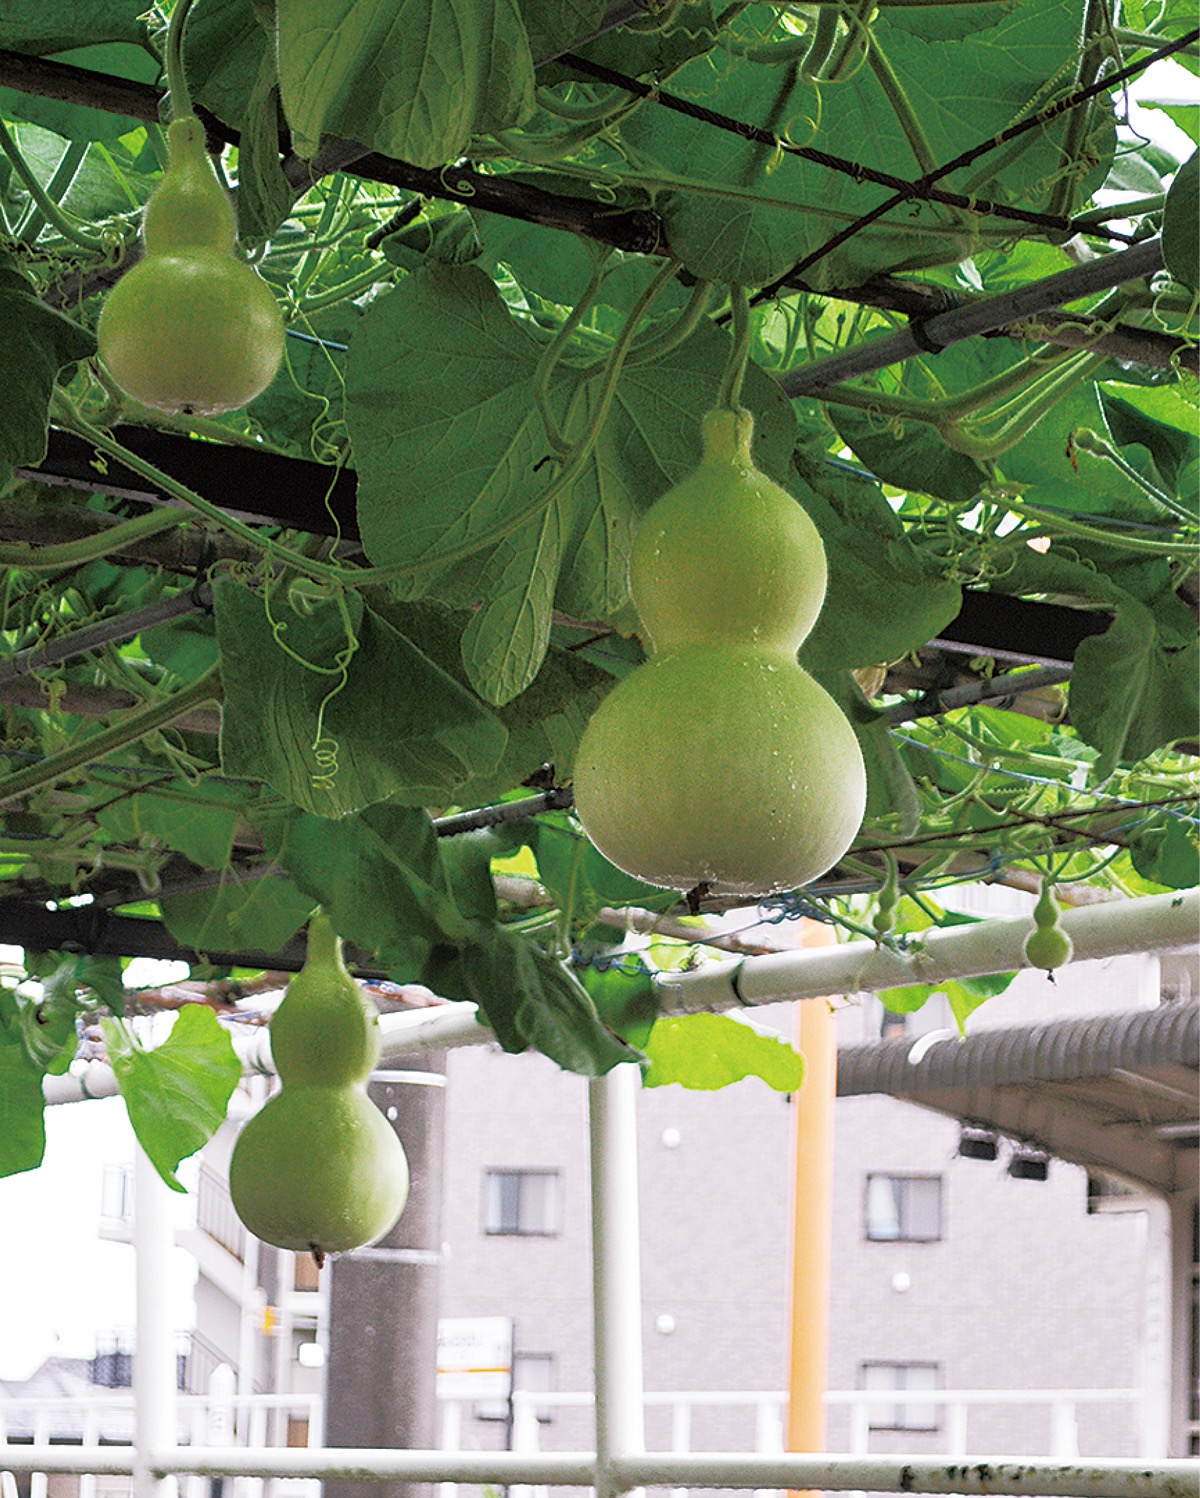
[718,285,753,411]
[304,911,343,969]
[164,0,199,123]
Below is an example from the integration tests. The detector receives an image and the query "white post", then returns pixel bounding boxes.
[946,1401,968,1458]
[133,1144,178,1498]
[849,1398,870,1455]
[1049,1400,1080,1460]
[670,1400,691,1498]
[30,1411,48,1498]
[80,1404,99,1498]
[437,1399,462,1498]
[589,1064,647,1498]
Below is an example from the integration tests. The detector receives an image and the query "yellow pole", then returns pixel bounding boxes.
[786,919,838,1495]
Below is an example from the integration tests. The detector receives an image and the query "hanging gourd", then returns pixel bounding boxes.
[572,290,867,897]
[1023,878,1074,974]
[229,913,409,1263]
[96,0,284,414]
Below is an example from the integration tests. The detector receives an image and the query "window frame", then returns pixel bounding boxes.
[482,1167,562,1238]
[863,1172,944,1243]
[860,1360,942,1433]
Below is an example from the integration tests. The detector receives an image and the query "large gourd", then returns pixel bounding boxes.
[229,913,409,1260]
[97,117,285,414]
[573,407,867,896]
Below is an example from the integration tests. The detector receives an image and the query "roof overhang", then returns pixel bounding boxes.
[836,1000,1199,1195]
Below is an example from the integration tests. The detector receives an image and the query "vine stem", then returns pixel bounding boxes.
[0,506,187,570]
[0,119,110,253]
[164,0,198,122]
[0,663,222,809]
[719,286,753,410]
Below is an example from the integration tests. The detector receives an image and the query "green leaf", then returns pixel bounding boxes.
[1163,150,1198,292]
[0,2,148,52]
[1072,604,1200,775]
[181,0,270,132]
[879,974,1014,1033]
[215,577,507,815]
[518,0,609,63]
[160,872,316,957]
[0,262,96,475]
[577,952,658,1048]
[531,811,677,930]
[1128,811,1200,891]
[235,44,299,243]
[346,262,795,698]
[459,926,635,1074]
[94,782,245,870]
[276,0,536,167]
[0,1041,47,1177]
[640,1011,805,1092]
[794,465,962,673]
[829,405,988,507]
[103,1006,242,1191]
[265,803,471,972]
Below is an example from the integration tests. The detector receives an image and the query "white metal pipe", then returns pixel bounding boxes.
[609,1452,1200,1496]
[41,888,1199,1107]
[132,1145,179,1498]
[589,1063,648,1498]
[8,1447,1197,1498]
[654,889,1200,1015]
[154,1449,598,1483]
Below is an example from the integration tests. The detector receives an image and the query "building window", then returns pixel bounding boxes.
[865,1174,942,1242]
[100,1162,133,1222]
[862,1362,940,1431]
[483,1170,560,1236]
[476,1352,557,1424]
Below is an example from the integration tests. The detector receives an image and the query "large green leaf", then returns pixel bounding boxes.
[0,2,148,51]
[265,803,471,973]
[0,263,96,475]
[103,1006,242,1191]
[458,925,635,1074]
[615,0,1107,289]
[215,577,507,814]
[0,1046,46,1177]
[1163,150,1198,292]
[345,262,796,702]
[94,782,245,870]
[276,0,536,166]
[640,1011,806,1091]
[794,465,962,674]
[160,872,317,956]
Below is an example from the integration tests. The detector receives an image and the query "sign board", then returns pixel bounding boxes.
[436,1316,513,1401]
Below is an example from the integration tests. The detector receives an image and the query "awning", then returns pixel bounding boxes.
[836,1000,1199,1194]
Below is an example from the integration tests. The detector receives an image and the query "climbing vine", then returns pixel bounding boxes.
[0,0,1194,1174]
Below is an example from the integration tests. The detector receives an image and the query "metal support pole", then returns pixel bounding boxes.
[133,1144,179,1498]
[589,1064,648,1498]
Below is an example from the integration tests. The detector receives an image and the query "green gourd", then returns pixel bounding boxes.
[1023,880,1073,973]
[97,117,285,415]
[229,913,409,1261]
[573,407,867,897]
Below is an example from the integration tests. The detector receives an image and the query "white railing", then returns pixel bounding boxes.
[0,1388,323,1498]
[434,1384,1148,1495]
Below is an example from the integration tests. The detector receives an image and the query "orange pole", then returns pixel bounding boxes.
[786,919,838,1494]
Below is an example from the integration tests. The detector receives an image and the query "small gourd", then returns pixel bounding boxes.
[572,407,867,897]
[97,117,285,414]
[229,913,409,1260]
[1023,880,1073,974]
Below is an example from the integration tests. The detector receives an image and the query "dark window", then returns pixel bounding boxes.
[865,1174,942,1241]
[862,1362,940,1431]
[483,1170,560,1236]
